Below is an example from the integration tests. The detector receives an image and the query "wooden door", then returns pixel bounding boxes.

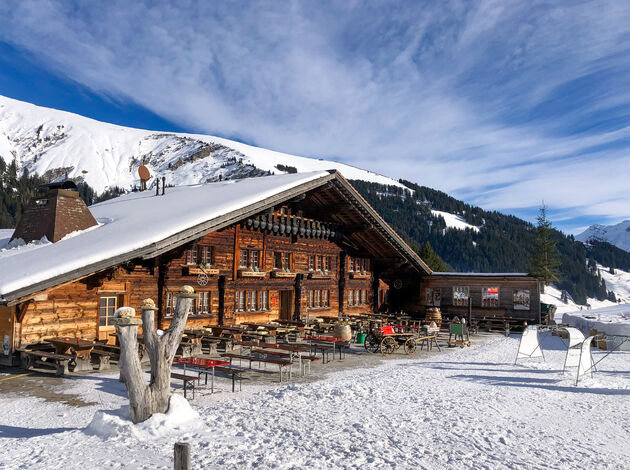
[279,290,293,321]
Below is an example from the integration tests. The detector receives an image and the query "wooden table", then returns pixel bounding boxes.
[45,337,95,372]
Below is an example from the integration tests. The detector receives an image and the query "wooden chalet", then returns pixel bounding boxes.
[0,170,540,365]
[0,171,431,362]
[422,273,541,324]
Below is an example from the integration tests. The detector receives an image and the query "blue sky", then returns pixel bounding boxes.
[1,1,629,234]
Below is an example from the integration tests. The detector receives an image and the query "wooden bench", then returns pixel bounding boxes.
[90,349,112,371]
[214,365,248,392]
[298,354,319,375]
[171,372,197,399]
[221,353,293,382]
[24,350,72,376]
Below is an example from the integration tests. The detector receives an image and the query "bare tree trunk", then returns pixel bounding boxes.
[115,286,195,424]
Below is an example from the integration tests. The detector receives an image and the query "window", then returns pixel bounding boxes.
[482,287,499,307]
[235,291,246,312]
[348,257,368,273]
[453,286,470,307]
[251,250,260,269]
[197,291,210,314]
[274,252,291,271]
[308,255,315,271]
[353,289,359,306]
[99,296,117,326]
[307,290,329,309]
[425,288,441,307]
[316,255,323,270]
[236,290,269,312]
[200,246,214,266]
[379,289,389,306]
[166,292,174,316]
[513,289,530,310]
[360,289,367,305]
[240,249,261,269]
[186,245,198,265]
[323,256,331,272]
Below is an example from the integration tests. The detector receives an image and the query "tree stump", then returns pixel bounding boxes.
[114,286,196,424]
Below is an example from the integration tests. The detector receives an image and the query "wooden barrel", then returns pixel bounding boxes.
[333,324,352,341]
[425,307,442,328]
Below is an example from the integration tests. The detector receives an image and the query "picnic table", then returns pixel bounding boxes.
[303,335,349,363]
[45,337,96,372]
[173,357,231,393]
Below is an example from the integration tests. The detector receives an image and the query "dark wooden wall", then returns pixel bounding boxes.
[419,275,541,322]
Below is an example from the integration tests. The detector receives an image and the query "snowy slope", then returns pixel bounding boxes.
[541,264,630,321]
[576,220,630,252]
[0,94,404,193]
[431,209,480,232]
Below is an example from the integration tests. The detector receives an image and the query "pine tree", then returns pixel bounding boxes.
[419,241,447,272]
[529,205,561,289]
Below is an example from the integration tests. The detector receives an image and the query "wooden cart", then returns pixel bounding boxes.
[364,325,419,356]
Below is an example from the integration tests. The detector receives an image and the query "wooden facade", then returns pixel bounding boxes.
[420,273,541,324]
[2,196,396,354]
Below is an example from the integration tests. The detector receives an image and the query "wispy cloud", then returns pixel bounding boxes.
[1,0,629,233]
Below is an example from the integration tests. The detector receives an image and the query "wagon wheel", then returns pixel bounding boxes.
[364,334,380,354]
[197,273,209,286]
[404,338,417,355]
[380,336,397,356]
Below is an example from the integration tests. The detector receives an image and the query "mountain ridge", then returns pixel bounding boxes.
[0,94,403,193]
[577,220,630,253]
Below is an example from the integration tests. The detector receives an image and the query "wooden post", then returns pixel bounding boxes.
[233,225,240,280]
[293,274,303,321]
[218,275,225,326]
[174,442,190,470]
[338,252,346,319]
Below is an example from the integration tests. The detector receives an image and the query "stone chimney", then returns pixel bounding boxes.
[10,181,98,244]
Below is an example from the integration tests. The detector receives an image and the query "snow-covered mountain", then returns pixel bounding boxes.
[0,95,404,193]
[576,220,630,252]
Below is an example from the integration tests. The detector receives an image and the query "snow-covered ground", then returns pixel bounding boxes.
[563,303,630,341]
[1,335,629,469]
[431,210,480,232]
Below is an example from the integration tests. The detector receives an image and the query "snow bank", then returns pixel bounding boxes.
[563,304,630,348]
[85,394,201,441]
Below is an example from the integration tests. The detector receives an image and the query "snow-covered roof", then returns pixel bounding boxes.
[431,272,531,277]
[0,171,428,303]
[0,172,328,302]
